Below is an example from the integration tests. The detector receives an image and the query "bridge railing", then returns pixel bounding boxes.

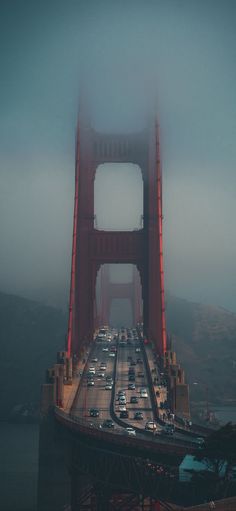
[54,406,199,452]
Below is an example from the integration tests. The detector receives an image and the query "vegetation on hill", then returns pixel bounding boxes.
[0,292,66,418]
[166,294,236,406]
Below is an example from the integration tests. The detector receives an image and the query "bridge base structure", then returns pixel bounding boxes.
[37,405,229,511]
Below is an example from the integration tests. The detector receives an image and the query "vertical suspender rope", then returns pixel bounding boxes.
[156,122,167,354]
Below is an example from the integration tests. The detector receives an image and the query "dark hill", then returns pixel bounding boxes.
[0,292,67,418]
[0,291,235,418]
[166,294,236,405]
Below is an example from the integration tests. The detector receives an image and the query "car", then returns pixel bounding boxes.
[130,395,138,403]
[119,405,127,412]
[106,376,113,382]
[102,347,109,352]
[91,358,98,363]
[138,372,144,378]
[120,410,129,419]
[129,375,135,382]
[134,411,143,420]
[140,390,148,398]
[136,358,143,364]
[135,348,141,353]
[97,372,105,378]
[87,380,95,387]
[110,346,117,352]
[109,352,115,357]
[130,360,136,366]
[89,408,99,417]
[88,367,95,374]
[100,364,106,370]
[128,383,136,390]
[125,427,136,436]
[105,384,113,390]
[145,421,157,431]
[119,396,127,404]
[118,390,126,396]
[102,419,114,428]
[96,335,104,342]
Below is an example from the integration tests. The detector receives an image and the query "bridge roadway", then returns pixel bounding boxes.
[69,328,201,449]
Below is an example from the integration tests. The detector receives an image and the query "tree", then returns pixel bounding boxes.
[195,422,236,480]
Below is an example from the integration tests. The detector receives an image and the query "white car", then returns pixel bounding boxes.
[105,383,113,390]
[125,427,136,436]
[97,372,105,378]
[135,348,141,353]
[119,405,127,412]
[145,421,157,431]
[119,397,127,404]
[140,388,148,398]
[109,352,115,357]
[88,368,95,375]
[117,390,126,397]
[102,347,109,352]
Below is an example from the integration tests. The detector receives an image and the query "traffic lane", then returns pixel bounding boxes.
[72,341,199,446]
[71,341,116,423]
[114,343,156,430]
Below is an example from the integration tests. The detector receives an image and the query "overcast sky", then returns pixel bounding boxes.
[0,0,236,312]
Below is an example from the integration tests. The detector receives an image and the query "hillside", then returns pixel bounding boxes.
[0,291,236,418]
[166,294,236,405]
[0,292,67,418]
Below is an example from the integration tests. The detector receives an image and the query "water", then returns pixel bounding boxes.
[0,423,39,511]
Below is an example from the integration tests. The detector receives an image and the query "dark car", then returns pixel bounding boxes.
[134,411,143,420]
[137,372,144,378]
[128,383,136,391]
[89,408,100,417]
[130,360,136,366]
[120,410,129,419]
[130,395,138,403]
[129,374,135,382]
[136,358,143,364]
[102,419,114,429]
[128,368,135,374]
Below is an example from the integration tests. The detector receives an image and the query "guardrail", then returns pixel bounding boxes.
[54,406,198,457]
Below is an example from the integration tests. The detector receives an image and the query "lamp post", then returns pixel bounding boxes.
[193,382,210,421]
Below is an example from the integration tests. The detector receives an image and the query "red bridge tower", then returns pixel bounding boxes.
[67,114,167,358]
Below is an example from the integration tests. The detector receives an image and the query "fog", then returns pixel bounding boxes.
[0,0,236,312]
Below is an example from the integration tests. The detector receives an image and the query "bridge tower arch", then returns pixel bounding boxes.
[67,113,166,357]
